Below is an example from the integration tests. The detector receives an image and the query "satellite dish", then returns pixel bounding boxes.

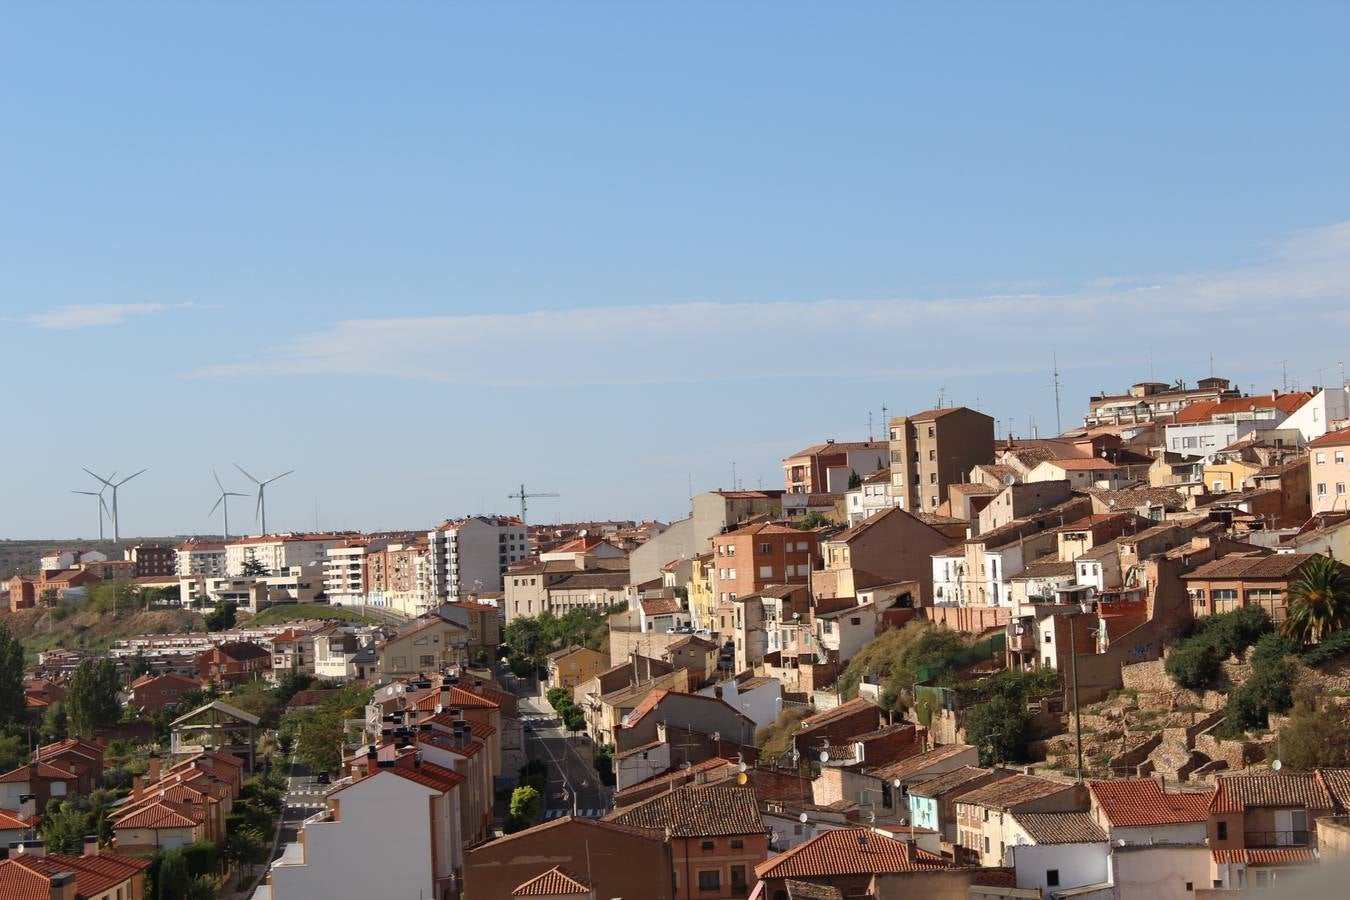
[819,751,830,763]
[1272,759,1283,772]
[865,811,875,823]
[738,761,748,774]
[892,778,902,788]
[799,812,809,824]
[736,772,748,785]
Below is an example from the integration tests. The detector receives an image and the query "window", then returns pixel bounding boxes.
[1318,483,1328,496]
[1044,633,1052,643]
[1339,483,1346,495]
[1217,821,1228,840]
[701,840,715,851]
[983,836,990,853]
[1046,870,1060,887]
[730,839,744,849]
[760,543,772,554]
[929,449,936,460]
[728,568,736,579]
[1337,451,1346,464]
[759,566,773,579]
[1317,453,1327,464]
[1185,882,1193,892]
[930,472,938,483]
[697,870,720,891]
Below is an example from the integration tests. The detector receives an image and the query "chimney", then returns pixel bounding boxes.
[18,795,35,821]
[147,751,161,784]
[50,871,77,900]
[131,776,144,801]
[439,676,452,710]
[81,835,98,857]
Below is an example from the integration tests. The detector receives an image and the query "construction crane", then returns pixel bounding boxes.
[508,484,559,524]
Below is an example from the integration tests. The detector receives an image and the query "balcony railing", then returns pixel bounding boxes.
[1244,830,1309,847]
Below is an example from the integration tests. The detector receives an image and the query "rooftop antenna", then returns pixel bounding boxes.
[868,410,874,442]
[235,464,293,536]
[936,387,945,409]
[507,483,559,524]
[209,470,249,541]
[82,467,146,544]
[1052,352,1063,435]
[71,470,114,541]
[1209,351,1215,379]
[1276,360,1289,392]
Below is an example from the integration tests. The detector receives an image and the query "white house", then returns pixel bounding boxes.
[268,761,464,900]
[1027,459,1129,490]
[814,602,878,665]
[1268,386,1348,443]
[226,533,354,577]
[1006,812,1110,894]
[697,674,782,731]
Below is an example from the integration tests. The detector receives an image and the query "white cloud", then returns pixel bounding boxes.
[27,302,194,329]
[190,220,1350,387]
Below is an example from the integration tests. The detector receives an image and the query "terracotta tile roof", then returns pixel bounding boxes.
[783,881,844,900]
[605,782,762,837]
[620,689,668,727]
[1089,779,1212,826]
[614,740,664,760]
[112,797,205,829]
[0,853,151,900]
[1210,772,1335,814]
[0,760,78,784]
[908,766,995,799]
[1013,811,1107,845]
[512,865,592,896]
[482,813,666,846]
[754,827,950,880]
[1211,847,1318,866]
[865,744,974,782]
[956,774,1077,811]
[1309,425,1350,449]
[788,441,887,458]
[1010,560,1078,580]
[1315,768,1350,809]
[613,757,736,799]
[797,697,879,731]
[0,809,37,831]
[640,597,682,617]
[1042,458,1121,471]
[1183,552,1324,582]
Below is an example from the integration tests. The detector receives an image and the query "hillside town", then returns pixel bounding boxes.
[2,378,1350,898]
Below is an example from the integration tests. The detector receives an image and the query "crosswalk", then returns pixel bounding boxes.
[543,808,606,820]
[287,789,329,809]
[521,713,555,726]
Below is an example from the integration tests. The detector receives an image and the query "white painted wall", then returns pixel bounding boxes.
[270,771,437,900]
[1109,845,1212,900]
[697,677,782,731]
[1007,841,1110,893]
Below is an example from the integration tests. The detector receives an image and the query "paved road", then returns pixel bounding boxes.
[518,692,610,819]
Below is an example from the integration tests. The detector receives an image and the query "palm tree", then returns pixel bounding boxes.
[1281,555,1350,646]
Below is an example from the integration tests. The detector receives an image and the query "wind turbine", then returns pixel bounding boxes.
[71,470,115,540]
[209,470,250,540]
[235,464,294,536]
[82,467,147,543]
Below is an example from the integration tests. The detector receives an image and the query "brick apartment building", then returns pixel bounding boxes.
[710,522,820,604]
[889,406,995,512]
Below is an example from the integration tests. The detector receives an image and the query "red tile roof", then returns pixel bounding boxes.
[0,760,78,784]
[797,697,879,731]
[1210,772,1335,814]
[605,782,763,837]
[1089,779,1212,827]
[0,853,150,900]
[1309,425,1350,449]
[955,774,1077,811]
[1212,847,1318,866]
[512,866,592,896]
[112,798,205,829]
[755,828,950,879]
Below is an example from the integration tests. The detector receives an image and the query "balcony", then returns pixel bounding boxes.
[1244,830,1309,847]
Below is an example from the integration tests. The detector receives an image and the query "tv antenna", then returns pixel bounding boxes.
[72,470,114,541]
[235,464,293,536]
[209,470,250,540]
[81,467,146,543]
[1276,360,1289,392]
[1051,352,1063,435]
[508,484,559,524]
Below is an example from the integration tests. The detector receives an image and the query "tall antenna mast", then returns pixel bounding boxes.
[867,411,874,442]
[1052,352,1063,436]
[1277,360,1289,392]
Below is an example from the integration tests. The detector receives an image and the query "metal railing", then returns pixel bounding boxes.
[1243,830,1309,847]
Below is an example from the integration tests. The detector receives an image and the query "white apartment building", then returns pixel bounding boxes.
[174,541,228,578]
[40,549,107,572]
[426,516,529,603]
[225,532,357,576]
[179,564,324,610]
[323,540,373,606]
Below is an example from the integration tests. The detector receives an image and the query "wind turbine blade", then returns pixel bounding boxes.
[213,469,225,492]
[100,496,111,519]
[227,492,249,497]
[210,495,224,516]
[235,464,261,484]
[72,490,96,496]
[263,470,295,486]
[83,467,113,486]
[116,468,147,486]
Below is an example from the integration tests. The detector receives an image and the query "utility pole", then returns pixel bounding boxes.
[1052,352,1063,436]
[1070,615,1083,782]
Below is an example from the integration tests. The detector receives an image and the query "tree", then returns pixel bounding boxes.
[964,695,1030,766]
[131,651,153,678]
[797,511,834,530]
[274,670,315,705]
[546,687,571,711]
[240,556,268,577]
[593,744,615,786]
[41,799,93,854]
[1282,555,1350,646]
[184,875,218,900]
[1278,691,1350,768]
[562,704,586,734]
[40,701,69,743]
[1165,641,1221,690]
[224,826,268,889]
[156,850,193,900]
[67,658,122,739]
[506,785,541,832]
[0,733,27,773]
[0,623,25,728]
[204,600,238,632]
[847,469,863,490]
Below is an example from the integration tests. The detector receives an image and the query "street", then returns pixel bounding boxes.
[517,691,610,820]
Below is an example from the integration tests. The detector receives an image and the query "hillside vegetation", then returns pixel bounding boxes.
[7,605,205,661]
[244,605,376,627]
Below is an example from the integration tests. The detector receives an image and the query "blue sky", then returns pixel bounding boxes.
[4,2,1350,539]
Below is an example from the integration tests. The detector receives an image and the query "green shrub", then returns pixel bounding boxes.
[1302,629,1350,668]
[1165,641,1220,689]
